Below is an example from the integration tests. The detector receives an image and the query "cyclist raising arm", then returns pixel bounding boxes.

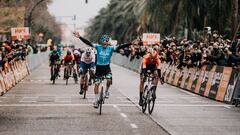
[73,31,137,108]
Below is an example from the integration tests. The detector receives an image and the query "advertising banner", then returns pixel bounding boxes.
[142,33,160,45]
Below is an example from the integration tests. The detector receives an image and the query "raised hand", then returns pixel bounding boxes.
[73,31,80,38]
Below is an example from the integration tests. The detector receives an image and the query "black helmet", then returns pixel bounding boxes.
[52,50,57,54]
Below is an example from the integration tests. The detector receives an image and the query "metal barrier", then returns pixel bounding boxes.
[0,52,48,96]
[27,52,48,71]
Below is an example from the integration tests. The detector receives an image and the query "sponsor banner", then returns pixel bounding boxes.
[232,72,240,100]
[195,65,207,94]
[142,33,160,45]
[171,66,177,85]
[208,66,224,99]
[180,67,189,88]
[168,65,175,84]
[0,72,6,94]
[224,69,239,103]
[204,66,217,97]
[177,68,185,87]
[216,67,232,101]
[199,66,212,96]
[173,68,181,86]
[184,68,192,89]
[11,27,30,40]
[165,64,172,83]
[161,63,168,82]
[187,68,197,91]
[110,40,118,46]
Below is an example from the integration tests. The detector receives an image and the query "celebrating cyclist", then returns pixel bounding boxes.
[73,31,137,108]
[79,47,95,95]
[49,49,61,81]
[139,48,162,106]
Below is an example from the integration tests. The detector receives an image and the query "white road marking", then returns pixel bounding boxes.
[130,123,138,129]
[120,113,127,118]
[180,89,197,96]
[224,105,232,109]
[113,105,121,111]
[19,97,38,103]
[0,103,230,107]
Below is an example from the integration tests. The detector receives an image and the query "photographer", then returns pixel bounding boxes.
[209,42,226,66]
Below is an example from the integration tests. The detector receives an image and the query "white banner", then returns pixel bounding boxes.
[11,27,30,40]
[142,33,160,45]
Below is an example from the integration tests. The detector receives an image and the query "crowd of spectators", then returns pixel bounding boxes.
[0,39,32,70]
[118,29,240,69]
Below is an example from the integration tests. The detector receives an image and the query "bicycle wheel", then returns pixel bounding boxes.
[148,93,155,114]
[73,70,78,84]
[51,66,55,84]
[142,86,148,113]
[99,86,104,115]
[66,69,69,85]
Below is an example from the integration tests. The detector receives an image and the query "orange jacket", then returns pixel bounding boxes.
[62,54,75,61]
[142,54,161,69]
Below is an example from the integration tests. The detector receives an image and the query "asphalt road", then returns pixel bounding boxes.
[0,62,240,135]
[0,62,169,135]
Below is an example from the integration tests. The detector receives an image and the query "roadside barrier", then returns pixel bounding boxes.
[0,52,48,96]
[112,53,240,104]
[0,60,29,95]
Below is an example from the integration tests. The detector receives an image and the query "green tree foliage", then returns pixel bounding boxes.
[0,0,61,42]
[85,0,238,42]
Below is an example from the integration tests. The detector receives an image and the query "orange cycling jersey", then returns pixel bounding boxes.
[62,54,75,61]
[142,54,161,69]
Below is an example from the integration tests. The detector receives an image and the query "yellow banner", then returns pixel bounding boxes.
[0,7,25,33]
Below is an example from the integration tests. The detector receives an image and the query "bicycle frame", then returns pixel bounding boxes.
[142,72,156,114]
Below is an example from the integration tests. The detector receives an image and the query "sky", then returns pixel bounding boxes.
[48,0,110,45]
[48,0,110,30]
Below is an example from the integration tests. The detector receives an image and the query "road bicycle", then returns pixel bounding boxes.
[51,62,60,84]
[142,71,157,114]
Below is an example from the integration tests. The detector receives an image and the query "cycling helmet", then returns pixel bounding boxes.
[73,49,80,55]
[52,49,57,54]
[67,50,71,55]
[148,48,157,58]
[99,35,110,43]
[85,47,92,53]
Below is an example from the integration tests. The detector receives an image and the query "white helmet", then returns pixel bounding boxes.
[73,49,80,55]
[85,47,92,53]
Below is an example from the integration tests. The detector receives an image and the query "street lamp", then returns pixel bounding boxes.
[27,0,46,29]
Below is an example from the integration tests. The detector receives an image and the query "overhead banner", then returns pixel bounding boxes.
[110,40,118,46]
[0,7,25,33]
[11,27,30,40]
[142,33,160,45]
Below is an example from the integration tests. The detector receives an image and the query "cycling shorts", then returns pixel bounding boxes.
[80,62,95,75]
[95,64,112,83]
[140,64,157,76]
